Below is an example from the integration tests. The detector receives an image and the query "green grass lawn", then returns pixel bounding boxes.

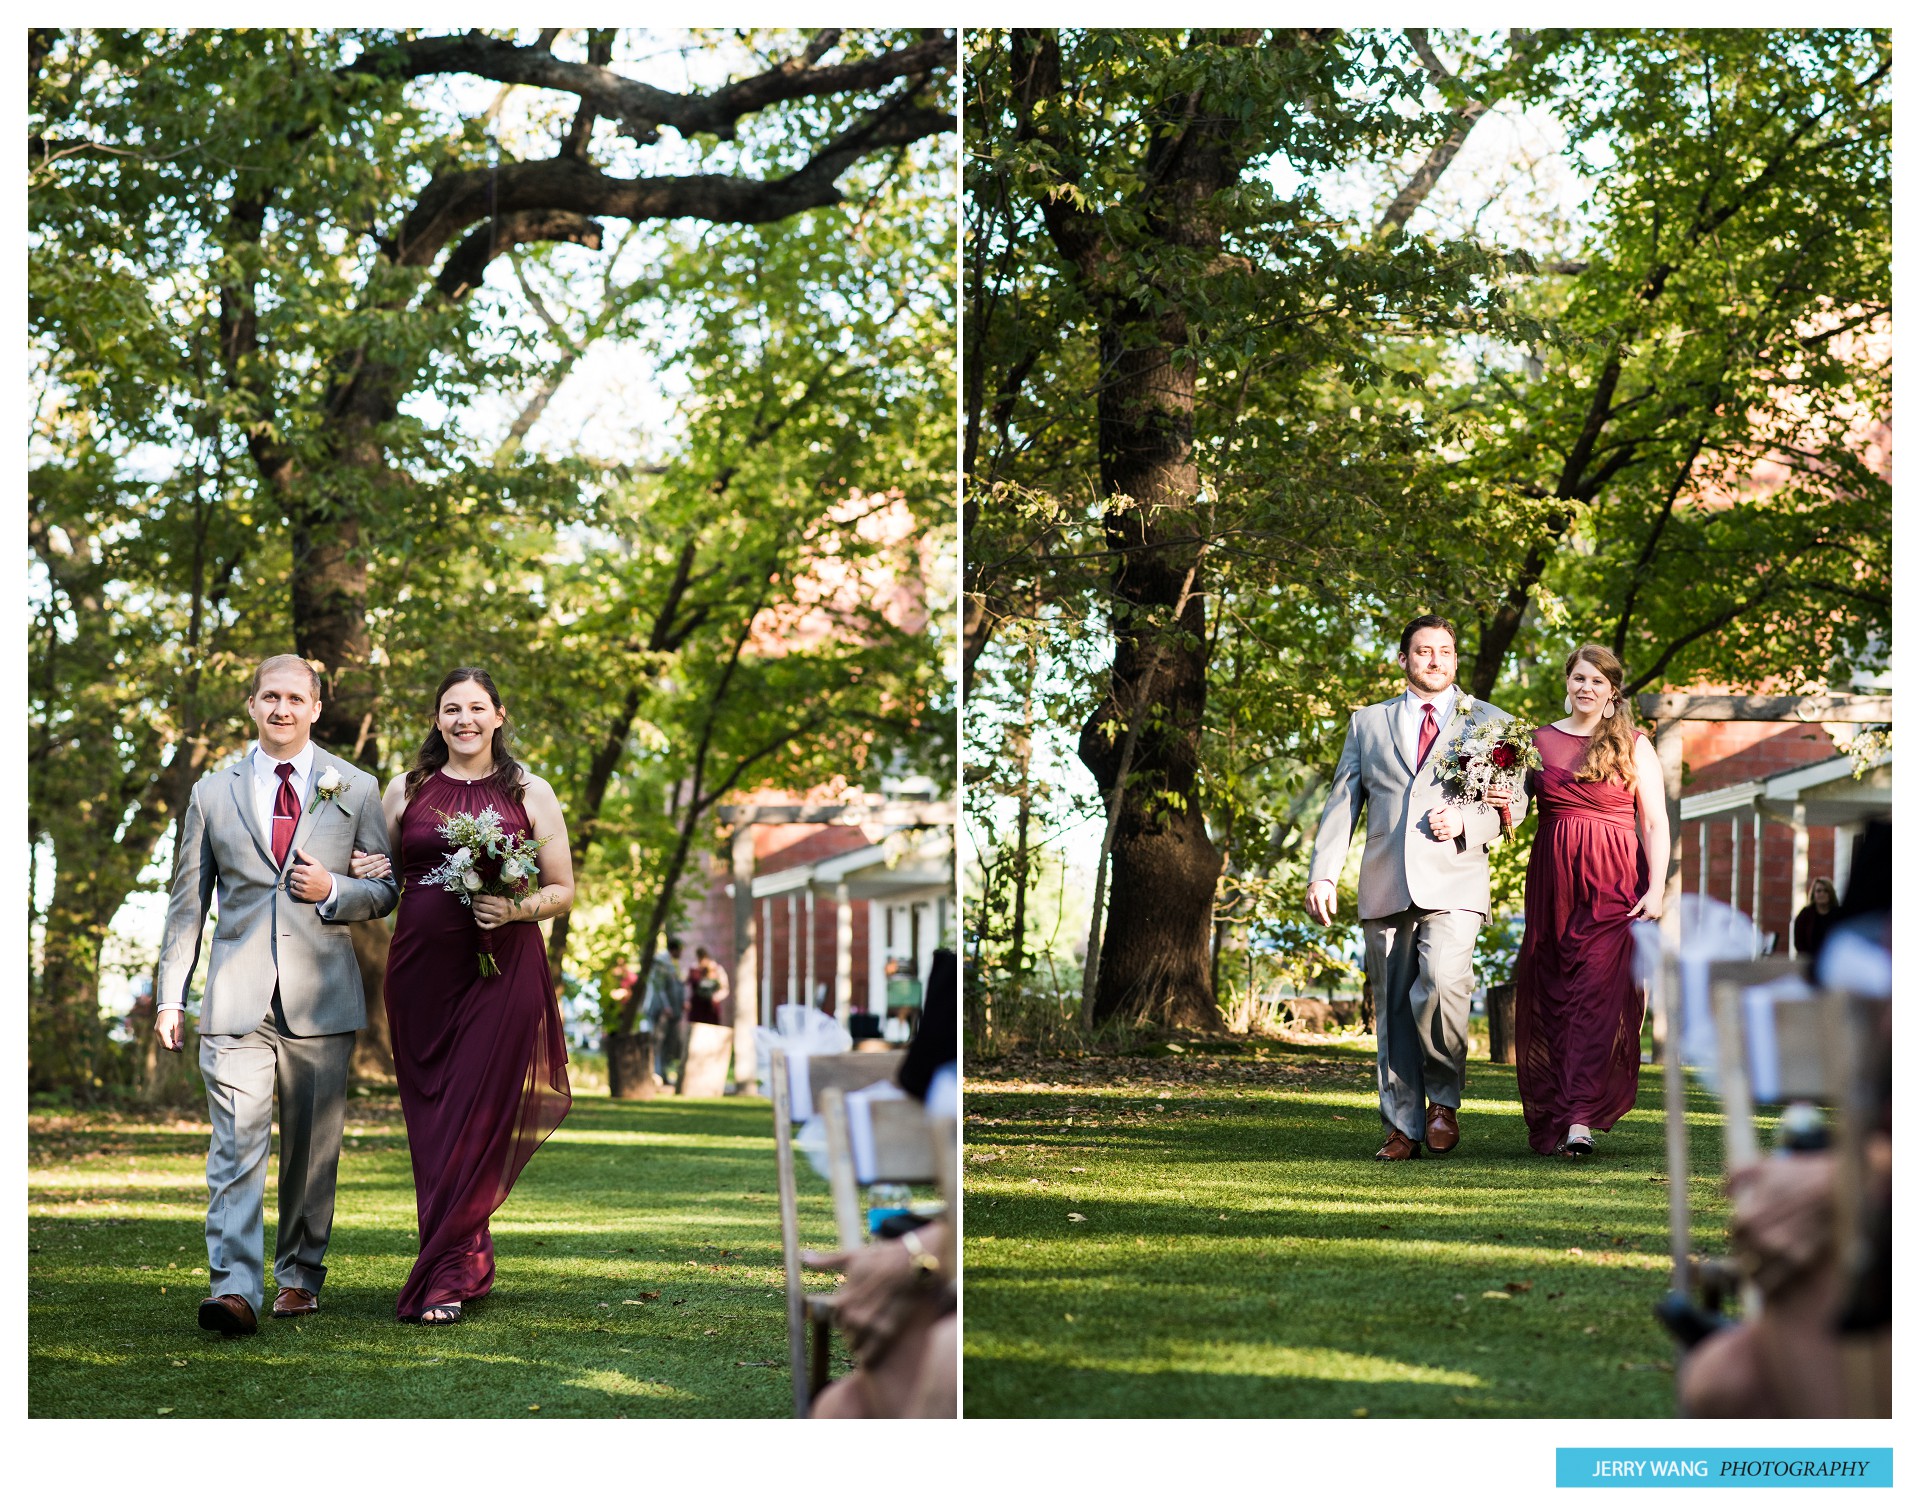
[963,1035,1762,1419]
[28,1080,843,1418]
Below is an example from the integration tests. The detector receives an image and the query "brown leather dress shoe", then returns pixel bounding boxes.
[272,1286,318,1318]
[1375,1128,1422,1161]
[1425,1103,1460,1154]
[197,1293,258,1336]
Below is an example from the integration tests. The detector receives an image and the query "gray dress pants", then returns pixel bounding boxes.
[199,998,354,1312]
[1361,907,1480,1140]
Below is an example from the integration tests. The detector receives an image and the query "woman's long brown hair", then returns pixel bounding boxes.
[1567,644,1640,785]
[402,668,528,806]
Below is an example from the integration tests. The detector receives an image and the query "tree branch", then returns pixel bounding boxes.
[349,29,951,144]
[436,208,605,298]
[1375,29,1496,237]
[396,92,948,269]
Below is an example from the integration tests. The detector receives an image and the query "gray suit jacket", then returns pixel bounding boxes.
[1307,695,1526,920]
[155,746,399,1036]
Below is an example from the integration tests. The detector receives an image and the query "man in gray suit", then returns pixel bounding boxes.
[1305,616,1522,1160]
[155,655,399,1334]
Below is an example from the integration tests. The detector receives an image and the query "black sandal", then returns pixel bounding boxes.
[1561,1131,1595,1157]
[420,1302,463,1325]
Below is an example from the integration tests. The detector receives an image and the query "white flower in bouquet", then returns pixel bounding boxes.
[419,806,554,977]
[1433,715,1544,843]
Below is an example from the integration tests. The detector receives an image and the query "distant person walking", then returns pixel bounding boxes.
[646,936,687,1086]
[686,946,730,1027]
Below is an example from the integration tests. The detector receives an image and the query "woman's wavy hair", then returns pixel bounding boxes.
[402,668,527,806]
[1566,644,1639,786]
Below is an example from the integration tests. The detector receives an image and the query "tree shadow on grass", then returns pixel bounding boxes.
[28,1095,828,1417]
[964,1057,1752,1418]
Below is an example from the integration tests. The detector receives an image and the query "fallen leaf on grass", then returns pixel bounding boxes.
[528,1404,541,1412]
[1505,1281,1533,1294]
[1481,1290,1510,1300]
[736,1360,779,1368]
[703,1328,718,1336]
[172,1359,187,1367]
[1619,1360,1673,1373]
[1332,1114,1348,1120]
[156,1408,173,1415]
[1066,1212,1087,1222]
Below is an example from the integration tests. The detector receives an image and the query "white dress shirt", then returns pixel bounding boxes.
[1401,684,1459,768]
[250,742,339,911]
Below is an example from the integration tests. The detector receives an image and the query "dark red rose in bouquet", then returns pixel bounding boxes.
[1490,744,1518,771]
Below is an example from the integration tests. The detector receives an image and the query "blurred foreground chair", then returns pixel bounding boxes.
[809,1086,954,1408]
[1660,956,1889,1416]
[770,1048,900,1418]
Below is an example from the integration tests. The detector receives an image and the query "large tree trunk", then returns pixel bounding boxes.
[29,873,117,1097]
[1065,53,1249,1029]
[350,919,396,1081]
[1077,322,1224,1028]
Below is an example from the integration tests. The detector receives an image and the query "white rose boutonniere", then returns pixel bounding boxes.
[308,766,347,813]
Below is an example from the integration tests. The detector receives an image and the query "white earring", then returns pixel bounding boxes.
[1602,700,1616,720]
[1563,695,1573,714]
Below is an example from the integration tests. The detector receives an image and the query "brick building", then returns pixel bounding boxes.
[1674,714,1890,955]
[673,788,954,1028]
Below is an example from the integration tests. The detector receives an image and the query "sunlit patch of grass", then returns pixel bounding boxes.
[964,1035,1760,1419]
[29,1091,845,1417]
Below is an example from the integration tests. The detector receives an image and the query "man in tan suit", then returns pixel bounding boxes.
[155,655,398,1334]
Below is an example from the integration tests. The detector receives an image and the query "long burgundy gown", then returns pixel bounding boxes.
[1513,726,1649,1155]
[386,771,571,1320]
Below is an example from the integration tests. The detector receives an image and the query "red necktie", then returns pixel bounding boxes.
[271,762,300,868]
[1415,702,1439,769]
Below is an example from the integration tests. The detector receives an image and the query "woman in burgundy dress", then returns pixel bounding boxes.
[1495,645,1670,1157]
[350,668,573,1322]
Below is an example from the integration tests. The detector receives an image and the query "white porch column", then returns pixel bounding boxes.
[1833,821,1860,903]
[1752,809,1764,949]
[1696,819,1708,900]
[1788,801,1809,958]
[729,824,760,1095]
[1654,717,1686,954]
[804,887,817,1008]
[868,903,888,1017]
[834,882,853,1014]
[786,894,799,1009]
[1729,815,1742,923]
[760,898,774,1017]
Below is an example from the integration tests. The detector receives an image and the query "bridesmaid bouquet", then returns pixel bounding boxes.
[1435,719,1541,835]
[421,807,552,976]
